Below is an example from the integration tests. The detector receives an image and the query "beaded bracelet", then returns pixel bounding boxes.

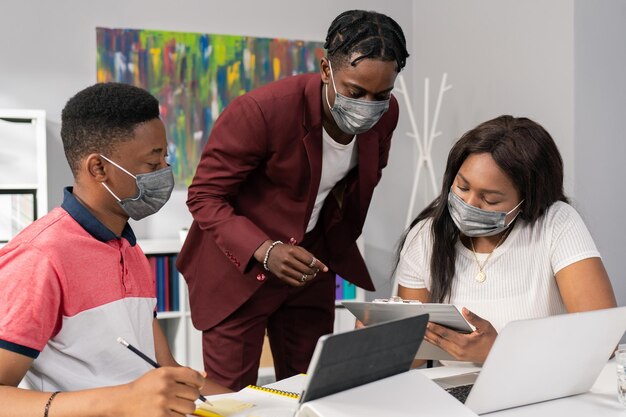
[44,391,60,417]
[263,240,283,271]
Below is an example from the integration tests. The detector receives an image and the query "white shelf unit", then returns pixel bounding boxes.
[137,238,204,371]
[0,109,47,247]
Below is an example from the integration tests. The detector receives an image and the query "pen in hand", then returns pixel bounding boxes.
[117,337,212,405]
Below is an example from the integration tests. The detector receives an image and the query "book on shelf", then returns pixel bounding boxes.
[147,254,180,313]
[334,274,357,301]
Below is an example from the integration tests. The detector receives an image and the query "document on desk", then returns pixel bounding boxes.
[342,300,475,360]
[193,383,299,417]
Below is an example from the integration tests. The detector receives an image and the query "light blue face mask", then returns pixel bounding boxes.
[100,154,174,221]
[325,60,390,135]
[447,189,524,237]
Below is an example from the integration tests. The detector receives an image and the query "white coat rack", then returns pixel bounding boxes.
[391,73,452,296]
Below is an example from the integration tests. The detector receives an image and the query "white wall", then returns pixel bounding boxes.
[574,0,626,307]
[2,0,624,307]
[365,0,576,297]
[0,0,414,246]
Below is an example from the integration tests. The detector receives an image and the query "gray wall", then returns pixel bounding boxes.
[574,0,626,307]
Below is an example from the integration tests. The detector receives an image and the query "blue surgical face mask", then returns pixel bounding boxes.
[100,154,174,221]
[325,60,390,135]
[447,189,524,237]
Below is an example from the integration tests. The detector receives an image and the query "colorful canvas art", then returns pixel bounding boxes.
[96,28,324,186]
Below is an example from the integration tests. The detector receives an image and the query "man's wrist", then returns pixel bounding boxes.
[262,241,283,271]
[253,240,273,263]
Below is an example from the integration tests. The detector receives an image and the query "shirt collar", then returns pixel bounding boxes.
[61,187,137,245]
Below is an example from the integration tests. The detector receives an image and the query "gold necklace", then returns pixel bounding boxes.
[469,229,511,283]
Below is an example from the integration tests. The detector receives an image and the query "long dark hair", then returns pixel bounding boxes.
[324,10,409,72]
[398,115,569,302]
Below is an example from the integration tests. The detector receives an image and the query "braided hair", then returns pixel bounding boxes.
[324,10,409,72]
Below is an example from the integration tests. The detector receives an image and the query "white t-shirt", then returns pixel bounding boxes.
[306,129,358,232]
[395,201,600,332]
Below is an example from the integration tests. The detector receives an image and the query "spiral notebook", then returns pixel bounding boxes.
[194,384,300,417]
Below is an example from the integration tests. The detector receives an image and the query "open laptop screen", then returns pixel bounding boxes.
[299,314,428,404]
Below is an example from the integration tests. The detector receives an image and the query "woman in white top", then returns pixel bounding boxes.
[396,115,616,363]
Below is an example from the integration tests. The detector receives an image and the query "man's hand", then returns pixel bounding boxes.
[117,367,205,417]
[254,240,328,287]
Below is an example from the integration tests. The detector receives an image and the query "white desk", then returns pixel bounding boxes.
[419,359,624,416]
[265,360,624,416]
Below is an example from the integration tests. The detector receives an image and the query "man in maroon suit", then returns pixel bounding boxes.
[177,10,410,390]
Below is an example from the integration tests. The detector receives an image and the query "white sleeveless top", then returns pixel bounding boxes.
[395,201,600,332]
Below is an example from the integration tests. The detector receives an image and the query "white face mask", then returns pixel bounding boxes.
[100,155,174,221]
[325,60,390,135]
[447,189,524,237]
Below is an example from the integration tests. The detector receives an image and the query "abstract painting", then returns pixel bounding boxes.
[96,28,324,186]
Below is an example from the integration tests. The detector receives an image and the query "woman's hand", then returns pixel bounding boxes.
[424,308,497,363]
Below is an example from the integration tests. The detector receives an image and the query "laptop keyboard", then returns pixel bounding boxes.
[445,384,473,403]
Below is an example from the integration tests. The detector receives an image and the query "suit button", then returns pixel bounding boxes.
[256,273,266,282]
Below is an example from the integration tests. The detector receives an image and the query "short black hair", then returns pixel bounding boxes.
[324,10,409,71]
[61,82,160,176]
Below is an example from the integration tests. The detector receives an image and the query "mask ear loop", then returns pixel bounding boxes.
[504,199,525,227]
[100,182,121,202]
[99,154,140,202]
[99,154,137,179]
[327,60,339,94]
[506,199,525,215]
[325,59,338,111]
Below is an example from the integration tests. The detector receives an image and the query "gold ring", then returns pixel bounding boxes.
[308,258,317,268]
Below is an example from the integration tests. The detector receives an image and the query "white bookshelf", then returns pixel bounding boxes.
[137,238,204,371]
[0,110,47,246]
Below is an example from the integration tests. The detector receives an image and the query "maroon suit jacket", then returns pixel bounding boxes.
[177,73,399,330]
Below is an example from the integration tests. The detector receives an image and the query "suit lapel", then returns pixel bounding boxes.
[302,75,324,231]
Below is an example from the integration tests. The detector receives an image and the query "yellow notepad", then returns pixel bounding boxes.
[193,384,299,417]
[193,398,255,417]
[245,384,300,399]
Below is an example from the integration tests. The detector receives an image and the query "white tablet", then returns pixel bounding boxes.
[342,299,474,332]
[342,299,475,360]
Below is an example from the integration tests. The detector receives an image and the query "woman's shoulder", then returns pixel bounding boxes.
[531,200,590,238]
[402,218,434,254]
[541,200,583,224]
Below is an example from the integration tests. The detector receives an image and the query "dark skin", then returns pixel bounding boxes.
[0,119,230,417]
[253,54,399,287]
[400,152,616,363]
[74,118,170,236]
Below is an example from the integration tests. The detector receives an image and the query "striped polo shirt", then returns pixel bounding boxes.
[0,187,156,391]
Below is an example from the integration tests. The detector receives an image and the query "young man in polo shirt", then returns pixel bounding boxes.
[0,83,228,417]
